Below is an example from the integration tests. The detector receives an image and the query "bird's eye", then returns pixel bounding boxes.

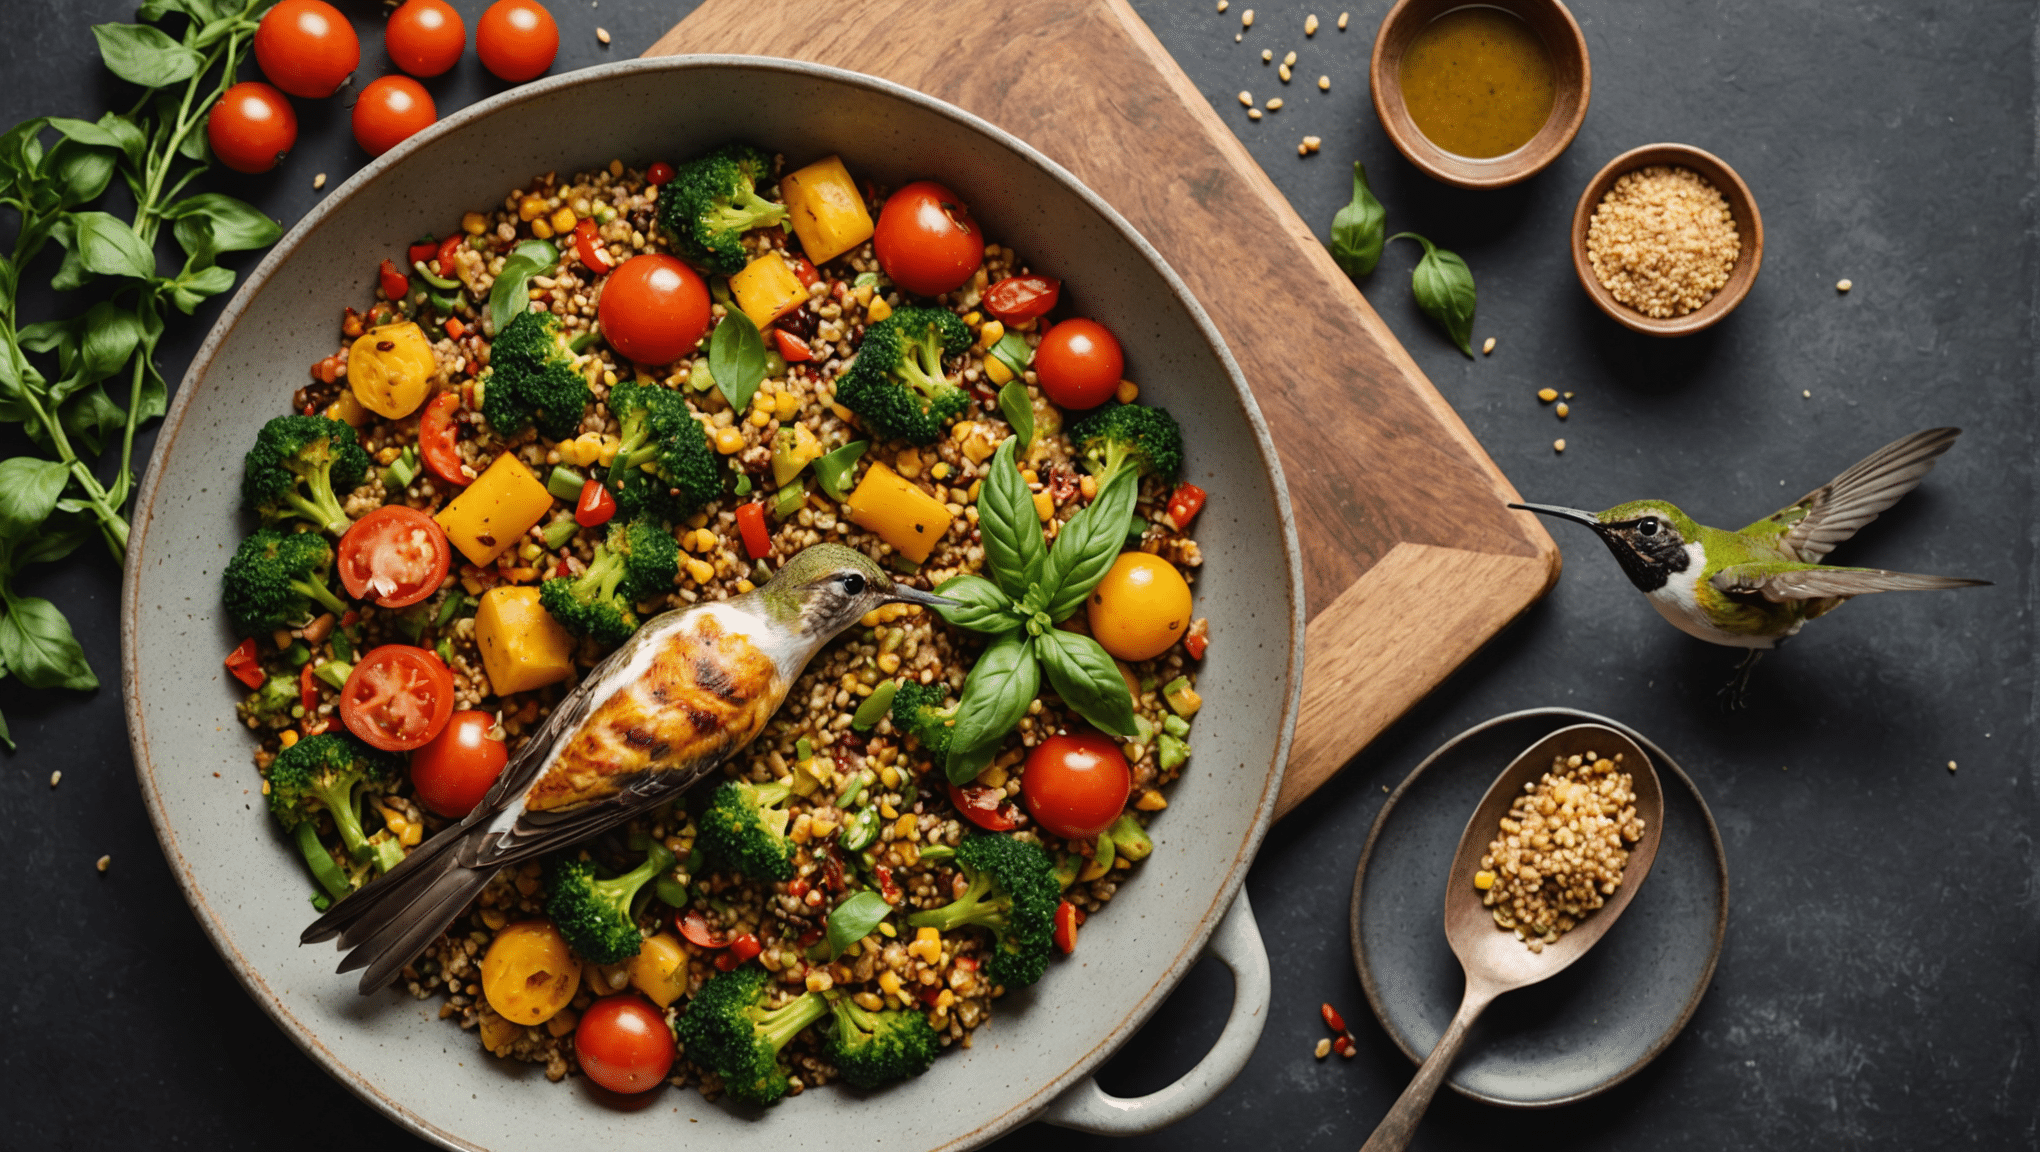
[839,572,867,596]
[1638,518,1659,536]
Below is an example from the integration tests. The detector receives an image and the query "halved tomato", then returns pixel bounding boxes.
[337,505,450,607]
[340,644,455,751]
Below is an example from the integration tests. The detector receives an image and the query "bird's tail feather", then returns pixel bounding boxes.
[301,816,495,994]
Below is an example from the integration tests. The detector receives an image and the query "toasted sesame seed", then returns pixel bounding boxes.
[1314,1037,1332,1059]
[1802,389,1812,398]
[1537,387,1557,402]
[1284,49,1298,65]
[1482,336,1496,355]
[1262,48,1273,61]
[1338,11,1349,29]
[96,854,111,873]
[1298,143,1310,156]
[596,26,610,44]
[1836,278,1853,292]
[1554,438,1566,453]
[1555,402,1570,418]
[1248,108,1263,120]
[49,770,61,788]
[1235,32,1243,41]
[313,172,327,190]
[1278,63,1292,82]
[1302,135,1322,152]
[1217,0,1228,9]
[1948,760,1958,772]
[1242,7,1254,26]
[1306,13,1320,34]
[1318,75,1331,90]
[1266,97,1284,110]
[1238,90,1253,106]
[1564,391,1574,399]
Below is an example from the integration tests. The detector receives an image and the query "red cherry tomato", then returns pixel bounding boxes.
[1022,731,1131,841]
[735,501,772,559]
[337,506,451,607]
[984,275,1061,324]
[207,82,297,174]
[1053,900,1083,953]
[352,75,436,158]
[409,710,508,818]
[475,0,558,82]
[713,932,763,972]
[873,180,983,297]
[255,0,360,98]
[1165,481,1206,530]
[947,781,1021,832]
[417,391,468,488]
[340,644,455,751]
[571,217,611,275]
[677,908,728,948]
[385,0,465,78]
[770,327,812,363]
[299,661,321,716]
[598,254,711,365]
[434,234,464,278]
[407,239,440,267]
[1033,319,1124,410]
[574,478,617,527]
[788,255,820,289]
[225,637,266,689]
[645,161,674,186]
[574,996,675,1094]
[378,258,410,300]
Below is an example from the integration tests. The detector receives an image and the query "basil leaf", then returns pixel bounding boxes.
[171,264,237,314]
[44,140,117,210]
[1038,467,1139,622]
[944,631,1038,783]
[1035,629,1139,737]
[1390,232,1477,358]
[710,309,767,414]
[824,890,894,959]
[0,457,71,540]
[0,595,98,691]
[45,217,92,292]
[988,331,1033,379]
[61,385,129,456]
[998,380,1034,451]
[74,300,142,392]
[0,705,12,751]
[932,574,1022,634]
[1330,162,1387,279]
[977,437,1045,599]
[509,238,558,269]
[165,193,282,264]
[0,117,49,183]
[67,210,154,280]
[94,111,148,169]
[92,23,201,88]
[813,440,867,502]
[488,257,539,335]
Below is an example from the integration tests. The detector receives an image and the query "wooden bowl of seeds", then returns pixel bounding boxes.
[1571,143,1763,336]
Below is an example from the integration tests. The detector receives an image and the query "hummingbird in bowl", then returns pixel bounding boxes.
[1512,427,1989,706]
[302,543,952,992]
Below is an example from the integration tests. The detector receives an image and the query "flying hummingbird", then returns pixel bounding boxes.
[1512,427,1988,704]
[303,543,951,991]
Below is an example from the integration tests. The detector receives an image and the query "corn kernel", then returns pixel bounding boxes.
[714,427,745,454]
[935,989,956,1009]
[278,729,300,749]
[853,283,874,305]
[961,311,982,326]
[930,462,952,481]
[984,356,1014,385]
[774,391,800,421]
[1032,492,1054,521]
[748,409,772,428]
[950,421,976,443]
[685,558,715,584]
[735,579,755,593]
[879,970,904,998]
[752,387,776,410]
[1116,379,1139,404]
[879,764,901,789]
[908,927,942,963]
[879,802,898,820]
[867,297,893,323]
[462,212,489,235]
[549,207,576,233]
[530,218,554,240]
[961,435,995,464]
[877,652,901,673]
[895,448,922,479]
[1135,789,1168,811]
[1474,870,1496,890]
[597,435,621,466]
[978,319,1005,348]
[460,574,485,596]
[517,195,546,221]
[893,813,918,841]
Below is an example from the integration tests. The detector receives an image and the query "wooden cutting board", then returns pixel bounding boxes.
[644,0,1559,819]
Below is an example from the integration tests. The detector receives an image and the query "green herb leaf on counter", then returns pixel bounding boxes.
[823,890,894,959]
[976,436,1045,598]
[1033,628,1138,737]
[709,307,766,413]
[1330,162,1386,279]
[1390,232,1477,357]
[997,380,1034,450]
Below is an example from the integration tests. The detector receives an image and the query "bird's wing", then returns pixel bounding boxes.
[1711,561,1989,602]
[1740,428,1961,563]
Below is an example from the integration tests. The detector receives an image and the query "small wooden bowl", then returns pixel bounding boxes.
[1570,144,1764,336]
[1370,0,1590,189]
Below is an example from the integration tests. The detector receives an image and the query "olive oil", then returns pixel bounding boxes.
[1400,6,1556,159]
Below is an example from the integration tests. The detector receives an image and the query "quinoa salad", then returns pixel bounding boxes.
[220,144,1213,1104]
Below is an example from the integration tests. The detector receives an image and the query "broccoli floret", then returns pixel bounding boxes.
[482,310,591,440]
[543,841,677,963]
[905,834,1059,989]
[696,778,796,881]
[538,544,636,647]
[222,527,350,636]
[890,680,960,758]
[605,380,721,516]
[676,966,828,1107]
[242,415,370,536]
[824,994,940,1089]
[833,307,973,445]
[236,673,298,729]
[614,516,680,602]
[267,732,403,902]
[654,144,788,276]
[1067,403,1184,486]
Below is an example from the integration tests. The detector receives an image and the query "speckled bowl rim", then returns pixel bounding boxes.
[1348,707,1729,1108]
[119,55,1304,1152]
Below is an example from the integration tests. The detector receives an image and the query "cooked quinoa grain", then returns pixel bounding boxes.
[1585,165,1740,319]
[1479,752,1644,951]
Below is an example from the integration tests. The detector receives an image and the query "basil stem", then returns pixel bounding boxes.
[1330,162,1387,279]
[1389,232,1477,358]
[976,437,1046,599]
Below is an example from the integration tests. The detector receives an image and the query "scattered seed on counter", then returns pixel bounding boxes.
[1556,402,1570,419]
[1266,97,1284,111]
[1948,760,1959,772]
[1322,1002,1348,1031]
[1803,389,1812,399]
[96,854,111,873]
[1238,90,1253,106]
[1306,13,1320,34]
[1242,7,1255,26]
[1537,387,1558,402]
[1262,48,1273,61]
[1217,0,1228,9]
[313,172,327,190]
[1278,63,1292,82]
[595,26,610,44]
[1482,336,1496,355]
[1836,278,1853,292]
[1248,108,1263,120]
[1284,49,1298,65]
[1338,11,1350,29]
[1301,135,1322,153]
[1318,75,1331,90]
[1554,438,1567,453]
[1314,1038,1332,1059]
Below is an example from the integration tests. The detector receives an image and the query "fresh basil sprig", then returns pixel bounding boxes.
[1389,232,1477,358]
[1329,162,1386,278]
[822,890,893,960]
[487,238,558,336]
[1034,628,1137,738]
[942,631,1040,779]
[709,307,767,413]
[975,436,1045,597]
[997,380,1033,451]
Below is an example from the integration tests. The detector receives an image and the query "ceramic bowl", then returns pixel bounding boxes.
[1570,143,1765,336]
[121,56,1304,1151]
[1369,0,1592,188]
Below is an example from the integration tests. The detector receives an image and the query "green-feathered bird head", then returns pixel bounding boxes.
[756,543,954,638]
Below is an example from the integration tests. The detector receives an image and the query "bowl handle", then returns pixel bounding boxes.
[1037,890,1269,1134]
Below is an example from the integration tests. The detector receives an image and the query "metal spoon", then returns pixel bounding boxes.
[1360,723,1665,1152]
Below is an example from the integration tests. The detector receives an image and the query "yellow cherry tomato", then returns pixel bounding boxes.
[480,920,580,1025]
[349,321,436,418]
[1087,552,1192,661]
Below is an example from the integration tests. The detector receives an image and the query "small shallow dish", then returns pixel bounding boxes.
[1571,143,1765,336]
[1369,0,1591,189]
[1349,708,1728,1107]
[121,56,1305,1152]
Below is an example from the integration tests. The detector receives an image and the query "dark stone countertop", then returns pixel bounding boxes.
[3,1,2032,1148]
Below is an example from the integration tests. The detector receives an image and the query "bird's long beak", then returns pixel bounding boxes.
[1509,502,1606,531]
[885,583,957,609]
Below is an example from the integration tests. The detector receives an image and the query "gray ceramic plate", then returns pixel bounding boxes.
[1349,708,1728,1107]
[121,56,1304,1151]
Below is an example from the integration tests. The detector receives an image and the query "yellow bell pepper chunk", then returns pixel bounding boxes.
[324,388,371,427]
[474,585,576,696]
[348,322,437,419]
[628,934,689,1008]
[730,251,808,331]
[779,155,875,265]
[845,463,954,564]
[436,453,553,567]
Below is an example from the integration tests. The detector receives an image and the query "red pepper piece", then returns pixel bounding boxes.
[418,392,468,489]
[789,255,820,289]
[646,161,674,186]
[407,239,439,266]
[377,258,409,301]
[571,217,612,275]
[225,637,266,689]
[735,501,772,559]
[821,845,848,893]
[947,781,1020,832]
[676,908,728,949]
[434,235,463,278]
[574,477,617,528]
[1166,482,1207,531]
[1321,1002,1348,1033]
[770,327,813,363]
[873,863,901,906]
[1184,631,1208,660]
[443,317,466,340]
[786,876,810,900]
[1053,900,1081,953]
[714,932,762,971]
